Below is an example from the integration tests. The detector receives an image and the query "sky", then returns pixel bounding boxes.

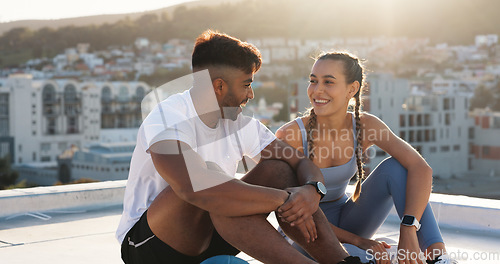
[0,0,195,23]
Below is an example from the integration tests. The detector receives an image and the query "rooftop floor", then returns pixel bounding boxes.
[1,181,500,263]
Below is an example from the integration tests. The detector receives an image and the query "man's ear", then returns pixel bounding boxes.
[213,78,225,96]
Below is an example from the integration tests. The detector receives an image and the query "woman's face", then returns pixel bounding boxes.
[307,59,355,116]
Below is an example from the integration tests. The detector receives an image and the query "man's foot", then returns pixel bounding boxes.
[426,254,458,264]
[337,256,375,264]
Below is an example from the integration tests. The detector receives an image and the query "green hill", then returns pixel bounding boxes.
[1,0,499,67]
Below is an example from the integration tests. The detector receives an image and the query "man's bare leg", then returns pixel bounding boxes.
[147,186,215,256]
[211,213,316,264]
[211,160,349,264]
[278,210,348,263]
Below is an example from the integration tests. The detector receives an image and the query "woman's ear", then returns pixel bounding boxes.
[348,81,360,98]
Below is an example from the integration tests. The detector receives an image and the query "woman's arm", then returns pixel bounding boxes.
[361,113,432,224]
[361,113,432,261]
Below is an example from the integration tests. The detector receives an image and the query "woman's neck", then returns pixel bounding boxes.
[315,111,350,132]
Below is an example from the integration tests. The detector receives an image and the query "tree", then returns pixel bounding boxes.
[470,85,494,110]
[0,155,19,190]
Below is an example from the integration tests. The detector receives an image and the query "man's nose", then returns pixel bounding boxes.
[247,88,254,100]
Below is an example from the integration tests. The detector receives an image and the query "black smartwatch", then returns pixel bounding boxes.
[304,181,327,200]
[401,215,421,231]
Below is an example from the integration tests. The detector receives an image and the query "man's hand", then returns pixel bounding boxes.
[276,185,320,226]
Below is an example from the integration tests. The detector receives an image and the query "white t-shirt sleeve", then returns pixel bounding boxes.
[238,117,276,159]
[142,103,195,152]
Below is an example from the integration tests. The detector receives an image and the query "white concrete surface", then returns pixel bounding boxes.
[1,181,500,263]
[0,180,125,218]
[4,181,499,234]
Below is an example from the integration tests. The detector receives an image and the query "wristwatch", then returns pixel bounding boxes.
[304,181,327,200]
[401,215,421,231]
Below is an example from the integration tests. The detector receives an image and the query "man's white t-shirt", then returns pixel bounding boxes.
[116,89,276,243]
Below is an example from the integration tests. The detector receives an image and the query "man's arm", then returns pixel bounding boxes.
[259,138,324,186]
[150,140,290,217]
[259,138,326,225]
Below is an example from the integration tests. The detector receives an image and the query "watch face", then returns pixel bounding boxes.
[317,182,327,195]
[402,215,414,225]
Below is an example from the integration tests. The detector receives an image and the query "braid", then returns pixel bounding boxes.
[352,93,365,202]
[312,51,366,202]
[306,109,317,160]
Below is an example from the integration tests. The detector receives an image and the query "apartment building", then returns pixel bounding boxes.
[470,108,500,176]
[365,73,474,179]
[0,74,150,184]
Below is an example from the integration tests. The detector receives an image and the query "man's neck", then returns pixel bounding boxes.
[189,89,220,129]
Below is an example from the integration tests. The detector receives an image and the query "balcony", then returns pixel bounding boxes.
[43,107,60,116]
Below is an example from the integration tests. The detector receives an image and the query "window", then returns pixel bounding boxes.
[443,98,451,110]
[453,145,460,151]
[376,150,386,157]
[483,146,490,155]
[441,146,450,152]
[445,113,451,126]
[468,127,474,139]
[41,143,51,151]
[409,131,415,142]
[416,115,423,126]
[0,118,8,136]
[33,152,36,161]
[0,142,9,158]
[409,115,415,127]
[424,114,431,126]
[400,131,406,140]
[430,147,437,153]
[41,156,51,162]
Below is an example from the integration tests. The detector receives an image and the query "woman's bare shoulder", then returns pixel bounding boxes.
[275,117,307,149]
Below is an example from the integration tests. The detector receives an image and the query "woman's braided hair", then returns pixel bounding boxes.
[306,52,366,202]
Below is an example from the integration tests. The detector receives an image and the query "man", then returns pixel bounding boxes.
[117,30,364,264]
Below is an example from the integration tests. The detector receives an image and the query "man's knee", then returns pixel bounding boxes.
[242,159,297,189]
[260,159,294,177]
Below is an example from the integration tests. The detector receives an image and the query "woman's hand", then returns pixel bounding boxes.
[397,226,425,264]
[358,237,392,264]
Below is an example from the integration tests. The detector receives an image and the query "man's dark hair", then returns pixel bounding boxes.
[192,30,262,74]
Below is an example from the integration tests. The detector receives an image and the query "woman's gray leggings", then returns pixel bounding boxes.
[293,157,444,258]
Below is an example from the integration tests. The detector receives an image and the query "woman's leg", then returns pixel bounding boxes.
[338,157,444,251]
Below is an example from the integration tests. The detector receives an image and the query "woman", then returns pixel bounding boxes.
[276,52,454,264]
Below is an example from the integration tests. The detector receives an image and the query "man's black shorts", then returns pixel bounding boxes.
[121,210,240,264]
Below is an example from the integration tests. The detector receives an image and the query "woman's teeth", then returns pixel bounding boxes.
[315,99,329,104]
